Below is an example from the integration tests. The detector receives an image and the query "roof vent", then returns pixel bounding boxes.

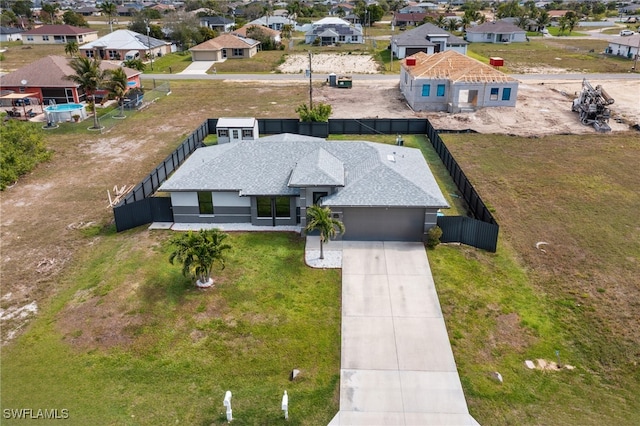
[387,154,396,163]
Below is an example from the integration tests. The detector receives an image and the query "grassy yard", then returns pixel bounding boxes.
[436,132,640,425]
[468,39,632,73]
[2,79,640,425]
[1,231,341,425]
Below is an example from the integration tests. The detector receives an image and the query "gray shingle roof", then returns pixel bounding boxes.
[159,134,448,208]
[466,20,526,34]
[393,23,468,46]
[289,148,345,187]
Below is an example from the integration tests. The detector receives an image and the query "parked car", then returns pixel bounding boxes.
[620,29,635,36]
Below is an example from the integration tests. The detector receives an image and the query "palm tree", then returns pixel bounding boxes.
[304,205,345,260]
[64,41,78,57]
[100,1,117,33]
[168,229,232,288]
[558,15,568,35]
[66,56,108,130]
[445,17,459,32]
[536,10,550,33]
[105,67,128,118]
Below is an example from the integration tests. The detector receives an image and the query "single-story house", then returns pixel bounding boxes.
[75,6,99,16]
[0,55,142,105]
[400,50,519,113]
[79,29,171,61]
[465,20,527,43]
[393,13,428,28]
[216,117,259,143]
[606,34,640,59]
[232,24,281,45]
[190,33,260,61]
[305,17,363,45]
[330,3,355,16]
[501,17,543,33]
[0,26,24,42]
[200,16,235,33]
[21,24,98,45]
[249,15,297,31]
[158,133,449,242]
[391,23,468,59]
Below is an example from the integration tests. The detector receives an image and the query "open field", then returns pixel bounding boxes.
[2,74,640,423]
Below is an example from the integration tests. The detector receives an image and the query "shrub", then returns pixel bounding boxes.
[426,225,443,249]
[0,119,51,189]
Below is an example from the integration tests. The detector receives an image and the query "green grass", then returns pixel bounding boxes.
[545,27,587,37]
[436,132,640,425]
[1,231,341,425]
[468,39,631,73]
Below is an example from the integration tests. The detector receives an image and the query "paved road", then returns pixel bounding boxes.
[141,72,640,82]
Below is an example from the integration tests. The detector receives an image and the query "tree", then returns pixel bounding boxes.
[64,40,78,57]
[247,25,277,50]
[100,1,117,33]
[566,11,579,34]
[558,15,568,35]
[168,229,232,288]
[11,0,33,19]
[296,103,332,122]
[66,57,108,130]
[445,17,459,32]
[304,205,345,260]
[41,2,59,24]
[536,10,551,31]
[105,67,128,118]
[63,10,88,27]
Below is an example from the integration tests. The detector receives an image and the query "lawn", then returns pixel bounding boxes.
[1,231,341,425]
[436,132,640,425]
[468,39,632,73]
[2,80,640,425]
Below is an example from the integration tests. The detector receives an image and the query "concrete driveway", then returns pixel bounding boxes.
[329,241,479,425]
[179,60,216,75]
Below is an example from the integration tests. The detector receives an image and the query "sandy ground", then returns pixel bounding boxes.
[279,53,382,74]
[285,53,640,136]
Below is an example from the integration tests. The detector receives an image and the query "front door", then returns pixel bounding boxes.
[257,196,291,226]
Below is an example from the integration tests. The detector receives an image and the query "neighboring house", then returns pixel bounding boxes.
[501,17,543,33]
[215,117,259,143]
[157,133,449,242]
[21,25,98,45]
[0,55,141,105]
[393,13,428,28]
[465,20,527,43]
[606,34,640,59]
[391,23,468,59]
[249,15,297,31]
[232,25,281,45]
[200,16,235,33]
[79,29,171,61]
[330,3,355,16]
[400,50,519,113]
[75,6,99,16]
[305,17,363,45]
[190,33,260,61]
[0,26,24,42]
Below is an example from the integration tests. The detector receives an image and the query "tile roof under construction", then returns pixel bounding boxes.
[403,50,516,83]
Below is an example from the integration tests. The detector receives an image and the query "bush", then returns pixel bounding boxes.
[426,225,443,249]
[296,103,332,122]
[0,119,51,189]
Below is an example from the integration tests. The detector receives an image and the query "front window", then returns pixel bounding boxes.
[198,192,214,214]
[436,84,445,97]
[339,35,346,42]
[218,129,229,137]
[242,129,253,138]
[421,84,430,97]
[257,197,271,217]
[85,50,94,58]
[502,88,512,101]
[27,36,33,41]
[108,50,118,59]
[275,197,289,217]
[490,88,499,101]
[54,35,64,43]
[232,48,244,56]
[42,35,49,41]
[313,192,328,204]
[352,35,359,42]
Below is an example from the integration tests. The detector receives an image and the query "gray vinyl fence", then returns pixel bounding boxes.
[112,118,499,252]
[425,120,499,252]
[112,120,209,231]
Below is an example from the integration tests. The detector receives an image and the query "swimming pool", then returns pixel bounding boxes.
[44,103,86,122]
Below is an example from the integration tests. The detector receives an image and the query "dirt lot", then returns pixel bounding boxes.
[280,53,640,136]
[315,78,640,136]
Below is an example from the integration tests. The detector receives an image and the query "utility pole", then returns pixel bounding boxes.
[634,35,640,72]
[146,21,154,71]
[308,50,313,108]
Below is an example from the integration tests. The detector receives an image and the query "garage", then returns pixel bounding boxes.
[341,207,426,241]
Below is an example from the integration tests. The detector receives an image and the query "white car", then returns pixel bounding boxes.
[620,30,634,36]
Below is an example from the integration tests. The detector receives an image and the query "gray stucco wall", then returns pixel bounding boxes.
[400,72,451,112]
[170,191,252,223]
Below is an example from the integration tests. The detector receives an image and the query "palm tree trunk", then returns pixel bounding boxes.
[320,236,325,259]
